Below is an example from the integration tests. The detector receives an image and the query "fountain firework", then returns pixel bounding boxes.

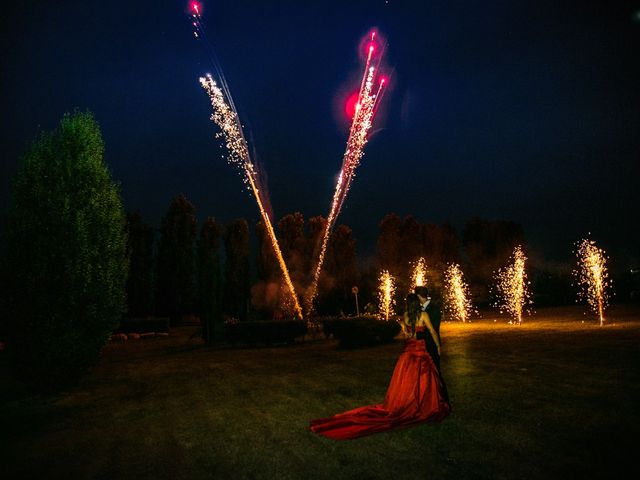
[493,245,532,325]
[443,263,475,323]
[573,238,611,326]
[306,31,388,315]
[410,257,428,291]
[193,4,302,318]
[378,270,396,321]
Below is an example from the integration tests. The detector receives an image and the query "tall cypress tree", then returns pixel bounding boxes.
[278,212,307,288]
[5,111,128,388]
[223,219,250,322]
[377,213,402,274]
[323,224,358,314]
[155,194,197,325]
[197,217,222,344]
[255,220,279,283]
[125,211,154,317]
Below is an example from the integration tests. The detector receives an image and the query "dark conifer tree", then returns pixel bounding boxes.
[223,219,250,322]
[197,217,222,344]
[155,194,197,325]
[5,111,128,388]
[125,211,154,317]
[377,213,402,274]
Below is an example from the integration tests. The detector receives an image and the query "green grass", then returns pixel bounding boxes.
[1,305,639,479]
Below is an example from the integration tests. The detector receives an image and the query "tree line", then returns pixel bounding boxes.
[125,198,529,332]
[2,111,632,391]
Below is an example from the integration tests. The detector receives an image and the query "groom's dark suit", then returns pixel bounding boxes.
[417,300,442,371]
[416,297,449,404]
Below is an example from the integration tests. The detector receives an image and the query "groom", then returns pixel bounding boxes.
[415,285,449,404]
[414,285,442,370]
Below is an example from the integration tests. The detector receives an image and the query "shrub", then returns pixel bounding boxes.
[5,111,128,389]
[224,320,307,347]
[322,316,401,348]
[115,317,170,334]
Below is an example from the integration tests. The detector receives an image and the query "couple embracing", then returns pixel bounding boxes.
[310,286,450,440]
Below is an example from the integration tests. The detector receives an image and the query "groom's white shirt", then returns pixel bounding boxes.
[421,299,431,311]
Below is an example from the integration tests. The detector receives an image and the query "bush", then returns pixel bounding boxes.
[115,317,170,334]
[322,316,401,348]
[224,320,307,347]
[5,111,128,389]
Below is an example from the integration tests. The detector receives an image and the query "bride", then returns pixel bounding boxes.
[310,293,450,440]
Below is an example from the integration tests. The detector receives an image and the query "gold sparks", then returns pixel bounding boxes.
[306,39,386,315]
[573,238,611,326]
[410,257,428,290]
[443,263,475,322]
[493,245,532,325]
[378,270,396,321]
[200,75,302,319]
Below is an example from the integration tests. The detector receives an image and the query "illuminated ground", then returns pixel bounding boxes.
[1,305,638,479]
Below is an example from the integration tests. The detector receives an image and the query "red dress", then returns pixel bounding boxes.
[310,327,450,440]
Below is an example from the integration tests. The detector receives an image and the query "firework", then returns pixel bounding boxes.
[200,75,302,319]
[306,31,388,315]
[443,263,475,322]
[493,245,532,325]
[573,238,611,326]
[378,270,396,321]
[410,257,428,290]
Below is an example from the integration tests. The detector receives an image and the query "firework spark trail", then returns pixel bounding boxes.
[573,238,611,326]
[200,76,302,319]
[378,270,396,321]
[444,263,475,323]
[493,245,532,325]
[306,32,387,315]
[190,3,239,118]
[192,2,303,319]
[410,257,428,291]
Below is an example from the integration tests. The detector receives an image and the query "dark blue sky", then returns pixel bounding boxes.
[2,1,639,269]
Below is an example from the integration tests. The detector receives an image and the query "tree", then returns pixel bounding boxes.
[422,223,459,267]
[278,212,307,287]
[125,211,154,317]
[197,217,222,344]
[462,217,524,300]
[252,220,281,318]
[307,215,327,268]
[255,220,279,283]
[321,224,359,315]
[223,219,250,322]
[155,194,197,324]
[5,111,128,388]
[377,213,402,274]
[399,215,422,283]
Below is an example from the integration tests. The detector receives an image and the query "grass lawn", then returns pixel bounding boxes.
[1,305,639,479]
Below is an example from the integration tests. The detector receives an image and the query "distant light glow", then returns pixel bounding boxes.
[345,92,359,118]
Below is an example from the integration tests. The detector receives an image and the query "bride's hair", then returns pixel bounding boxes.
[405,293,421,335]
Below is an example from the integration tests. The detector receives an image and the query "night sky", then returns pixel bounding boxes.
[2,1,639,270]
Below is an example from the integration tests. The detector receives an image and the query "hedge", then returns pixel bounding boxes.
[224,320,307,346]
[115,317,170,334]
[322,316,401,348]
